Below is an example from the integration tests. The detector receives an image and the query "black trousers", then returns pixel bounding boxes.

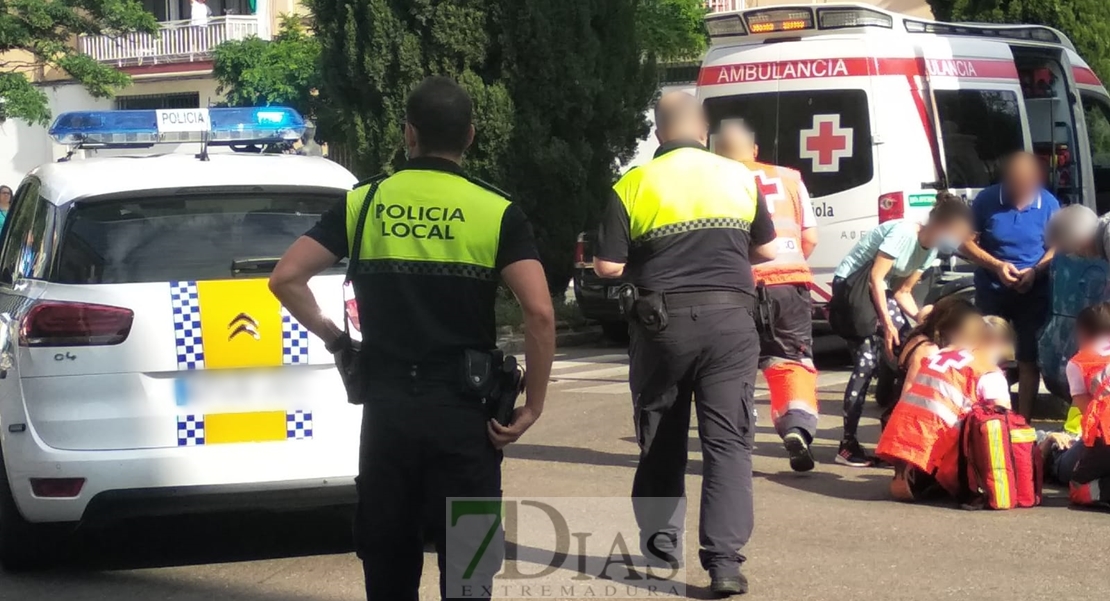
[356,378,503,601]
[628,304,759,577]
[758,284,818,439]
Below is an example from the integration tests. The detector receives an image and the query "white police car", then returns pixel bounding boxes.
[0,108,360,569]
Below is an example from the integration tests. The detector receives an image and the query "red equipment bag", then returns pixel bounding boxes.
[954,405,1044,510]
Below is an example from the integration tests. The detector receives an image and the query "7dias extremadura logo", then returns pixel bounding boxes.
[445,497,688,599]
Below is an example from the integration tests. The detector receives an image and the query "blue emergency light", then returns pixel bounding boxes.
[48,107,307,147]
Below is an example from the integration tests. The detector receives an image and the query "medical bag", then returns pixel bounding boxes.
[943,405,1044,510]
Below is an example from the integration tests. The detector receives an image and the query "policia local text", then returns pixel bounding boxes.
[376,202,465,240]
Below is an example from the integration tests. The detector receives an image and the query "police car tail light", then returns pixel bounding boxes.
[20,301,134,347]
[878,192,905,223]
[573,235,586,267]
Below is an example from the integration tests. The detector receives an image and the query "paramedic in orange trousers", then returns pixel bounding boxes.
[716,121,820,471]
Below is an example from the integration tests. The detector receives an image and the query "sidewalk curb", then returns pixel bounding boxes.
[497,327,603,354]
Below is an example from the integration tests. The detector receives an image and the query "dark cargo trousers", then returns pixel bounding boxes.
[356,378,503,601]
[628,304,759,578]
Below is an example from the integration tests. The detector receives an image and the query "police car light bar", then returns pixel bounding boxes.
[49,107,306,147]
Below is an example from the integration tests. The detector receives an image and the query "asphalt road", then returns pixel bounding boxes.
[1,341,1105,601]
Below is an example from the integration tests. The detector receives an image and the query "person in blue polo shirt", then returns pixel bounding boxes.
[962,151,1059,420]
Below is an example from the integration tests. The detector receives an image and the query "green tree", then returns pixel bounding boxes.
[305,0,513,182]
[0,0,158,124]
[927,0,1110,83]
[637,0,708,63]
[212,15,324,120]
[308,0,702,292]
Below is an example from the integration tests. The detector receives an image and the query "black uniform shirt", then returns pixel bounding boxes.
[305,157,539,363]
[595,141,776,294]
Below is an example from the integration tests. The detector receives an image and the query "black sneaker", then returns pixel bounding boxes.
[835,438,872,467]
[709,573,749,597]
[782,431,815,472]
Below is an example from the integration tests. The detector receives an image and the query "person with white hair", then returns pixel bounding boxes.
[1046,204,1110,260]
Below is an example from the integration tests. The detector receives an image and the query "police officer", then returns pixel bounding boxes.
[269,76,556,601]
[594,92,776,596]
[716,121,820,472]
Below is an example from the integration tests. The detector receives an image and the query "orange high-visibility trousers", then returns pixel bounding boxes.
[764,360,819,439]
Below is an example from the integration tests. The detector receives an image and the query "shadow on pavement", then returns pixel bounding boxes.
[48,507,355,572]
[759,470,891,502]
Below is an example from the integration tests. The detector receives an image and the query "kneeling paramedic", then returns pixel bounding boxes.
[716,120,820,472]
[1061,302,1110,507]
[594,92,776,596]
[269,76,556,601]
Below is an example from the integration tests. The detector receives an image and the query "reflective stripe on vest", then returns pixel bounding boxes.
[345,170,509,280]
[614,148,759,243]
[900,391,960,426]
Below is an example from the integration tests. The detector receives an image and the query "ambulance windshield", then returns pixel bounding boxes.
[52,191,344,284]
[705,89,873,198]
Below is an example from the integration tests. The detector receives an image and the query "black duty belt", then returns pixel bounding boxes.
[649,290,756,311]
[365,360,457,382]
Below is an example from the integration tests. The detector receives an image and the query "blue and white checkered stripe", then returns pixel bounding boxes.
[171,281,205,370]
[281,307,309,365]
[286,410,313,440]
[177,415,205,446]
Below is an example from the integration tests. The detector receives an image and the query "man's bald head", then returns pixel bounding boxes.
[654,91,708,146]
[715,120,757,163]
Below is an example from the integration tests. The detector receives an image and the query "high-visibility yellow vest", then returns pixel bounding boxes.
[345,169,509,280]
[613,147,760,245]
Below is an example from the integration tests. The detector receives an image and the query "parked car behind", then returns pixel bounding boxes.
[572,231,628,342]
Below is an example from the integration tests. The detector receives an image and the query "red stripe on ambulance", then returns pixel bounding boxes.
[699,57,1018,86]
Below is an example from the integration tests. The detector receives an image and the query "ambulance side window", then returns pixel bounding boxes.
[934,90,1024,189]
[1080,92,1110,214]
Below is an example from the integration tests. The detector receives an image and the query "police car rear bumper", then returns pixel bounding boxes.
[4,436,360,524]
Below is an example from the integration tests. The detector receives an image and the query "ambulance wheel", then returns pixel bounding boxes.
[0,448,68,572]
[601,320,630,344]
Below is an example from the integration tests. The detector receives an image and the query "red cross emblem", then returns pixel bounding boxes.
[799,114,853,173]
[754,172,784,213]
[928,349,974,373]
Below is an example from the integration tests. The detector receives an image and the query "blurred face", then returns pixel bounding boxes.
[1004,154,1043,206]
[0,188,11,206]
[946,315,985,348]
[716,123,757,162]
[922,218,973,254]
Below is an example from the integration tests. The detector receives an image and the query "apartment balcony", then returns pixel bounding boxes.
[79,16,264,67]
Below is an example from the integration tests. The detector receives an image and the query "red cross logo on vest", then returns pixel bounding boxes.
[928,349,974,373]
[754,172,784,213]
[799,114,853,173]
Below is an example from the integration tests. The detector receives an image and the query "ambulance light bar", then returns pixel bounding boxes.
[707,7,892,39]
[817,7,892,30]
[745,8,814,34]
[49,107,306,147]
[903,19,1062,45]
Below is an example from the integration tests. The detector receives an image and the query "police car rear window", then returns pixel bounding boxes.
[52,193,342,284]
[705,89,873,198]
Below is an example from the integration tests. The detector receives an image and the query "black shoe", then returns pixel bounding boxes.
[710,573,749,597]
[783,431,815,472]
[835,437,872,467]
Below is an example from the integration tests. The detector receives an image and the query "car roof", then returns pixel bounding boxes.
[29,153,358,205]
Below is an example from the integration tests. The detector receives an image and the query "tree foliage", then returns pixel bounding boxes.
[0,0,158,124]
[212,15,324,120]
[927,0,1110,83]
[308,0,702,291]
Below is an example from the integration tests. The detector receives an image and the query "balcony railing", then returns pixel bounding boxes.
[707,0,747,12]
[80,16,262,67]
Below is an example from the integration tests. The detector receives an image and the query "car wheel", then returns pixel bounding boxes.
[0,447,69,572]
[600,320,630,344]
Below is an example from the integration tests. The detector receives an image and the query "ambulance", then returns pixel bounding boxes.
[0,107,359,569]
[700,3,1110,305]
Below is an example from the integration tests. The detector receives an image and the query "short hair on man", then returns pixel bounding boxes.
[405,76,473,156]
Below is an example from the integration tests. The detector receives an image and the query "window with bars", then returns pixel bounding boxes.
[116,93,202,111]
